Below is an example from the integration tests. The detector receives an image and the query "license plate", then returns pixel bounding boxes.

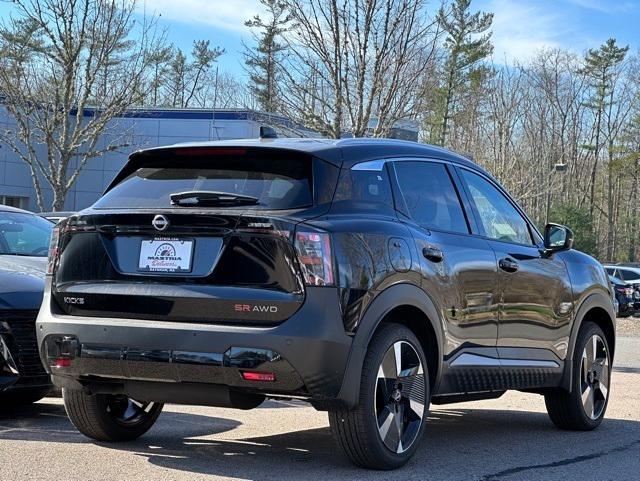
[138,238,194,273]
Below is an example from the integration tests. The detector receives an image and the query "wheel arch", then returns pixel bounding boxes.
[336,283,443,408]
[561,291,616,391]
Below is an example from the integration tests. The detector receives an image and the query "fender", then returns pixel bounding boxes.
[561,291,616,391]
[335,283,443,408]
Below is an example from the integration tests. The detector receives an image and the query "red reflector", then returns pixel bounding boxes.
[54,358,72,368]
[241,371,275,382]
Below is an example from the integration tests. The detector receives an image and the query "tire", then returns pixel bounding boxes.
[545,321,611,430]
[0,387,50,408]
[329,323,430,470]
[63,388,163,442]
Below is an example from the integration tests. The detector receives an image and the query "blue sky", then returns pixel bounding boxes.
[1,0,639,78]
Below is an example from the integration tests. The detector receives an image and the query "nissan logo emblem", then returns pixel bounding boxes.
[152,215,169,231]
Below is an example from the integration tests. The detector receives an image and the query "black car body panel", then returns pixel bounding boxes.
[37,138,615,410]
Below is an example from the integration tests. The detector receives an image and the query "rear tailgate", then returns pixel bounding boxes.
[50,147,339,326]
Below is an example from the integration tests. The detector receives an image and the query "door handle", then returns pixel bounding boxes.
[498,257,519,273]
[422,246,444,263]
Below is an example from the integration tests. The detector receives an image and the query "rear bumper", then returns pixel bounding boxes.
[37,286,353,406]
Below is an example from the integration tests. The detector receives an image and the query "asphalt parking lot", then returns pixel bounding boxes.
[1,336,638,481]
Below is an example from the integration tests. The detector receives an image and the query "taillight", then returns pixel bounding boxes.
[46,225,61,275]
[241,371,275,382]
[294,230,334,286]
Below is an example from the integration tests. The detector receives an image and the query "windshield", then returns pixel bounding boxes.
[0,211,54,257]
[95,152,315,210]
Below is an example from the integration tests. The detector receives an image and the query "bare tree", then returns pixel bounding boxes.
[279,0,440,138]
[0,0,164,211]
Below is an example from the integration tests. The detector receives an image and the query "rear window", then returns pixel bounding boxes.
[95,151,327,210]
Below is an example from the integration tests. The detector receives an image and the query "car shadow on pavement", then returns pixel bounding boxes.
[120,409,640,481]
[80,406,640,480]
[1,400,639,481]
[0,400,240,442]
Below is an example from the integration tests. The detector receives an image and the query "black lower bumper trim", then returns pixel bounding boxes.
[44,336,304,392]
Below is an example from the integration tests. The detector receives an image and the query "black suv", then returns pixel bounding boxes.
[37,139,615,469]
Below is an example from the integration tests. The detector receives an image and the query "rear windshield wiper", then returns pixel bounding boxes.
[170,191,260,207]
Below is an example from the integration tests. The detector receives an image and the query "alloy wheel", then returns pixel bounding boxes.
[106,396,159,426]
[375,340,426,454]
[580,334,610,420]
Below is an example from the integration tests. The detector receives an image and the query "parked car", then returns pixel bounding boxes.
[37,139,615,469]
[603,264,640,311]
[608,275,635,317]
[1,205,53,406]
[38,211,75,224]
[603,264,640,286]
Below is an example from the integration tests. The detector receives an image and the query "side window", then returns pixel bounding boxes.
[605,267,614,276]
[333,165,394,207]
[621,269,640,281]
[394,161,468,234]
[461,169,533,245]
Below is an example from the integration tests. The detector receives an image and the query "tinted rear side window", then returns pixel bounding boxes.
[95,150,324,210]
[333,167,394,208]
[394,161,468,233]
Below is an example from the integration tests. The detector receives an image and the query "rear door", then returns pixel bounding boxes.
[456,167,574,364]
[391,160,499,356]
[52,147,339,326]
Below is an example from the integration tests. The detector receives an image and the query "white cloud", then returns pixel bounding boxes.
[137,0,265,32]
[487,0,568,63]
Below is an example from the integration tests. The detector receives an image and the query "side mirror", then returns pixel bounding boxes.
[543,223,574,253]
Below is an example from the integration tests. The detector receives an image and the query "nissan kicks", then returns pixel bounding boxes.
[37,138,615,469]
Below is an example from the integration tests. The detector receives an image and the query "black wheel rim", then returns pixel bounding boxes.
[375,340,426,454]
[580,334,609,420]
[106,396,158,426]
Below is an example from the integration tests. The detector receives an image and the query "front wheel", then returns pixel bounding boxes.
[329,324,429,469]
[63,388,163,441]
[544,322,611,430]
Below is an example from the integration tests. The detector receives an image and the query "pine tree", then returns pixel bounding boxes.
[168,49,187,107]
[434,0,493,146]
[244,0,291,113]
[580,38,628,216]
[148,46,173,107]
[184,40,224,108]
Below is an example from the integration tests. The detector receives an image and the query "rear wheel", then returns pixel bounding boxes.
[545,322,611,430]
[63,388,163,441]
[329,324,429,469]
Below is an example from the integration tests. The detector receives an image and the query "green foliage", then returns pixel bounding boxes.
[432,0,493,146]
[548,205,598,257]
[244,0,291,113]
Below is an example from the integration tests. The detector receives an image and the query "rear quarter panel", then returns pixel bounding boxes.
[304,215,421,333]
